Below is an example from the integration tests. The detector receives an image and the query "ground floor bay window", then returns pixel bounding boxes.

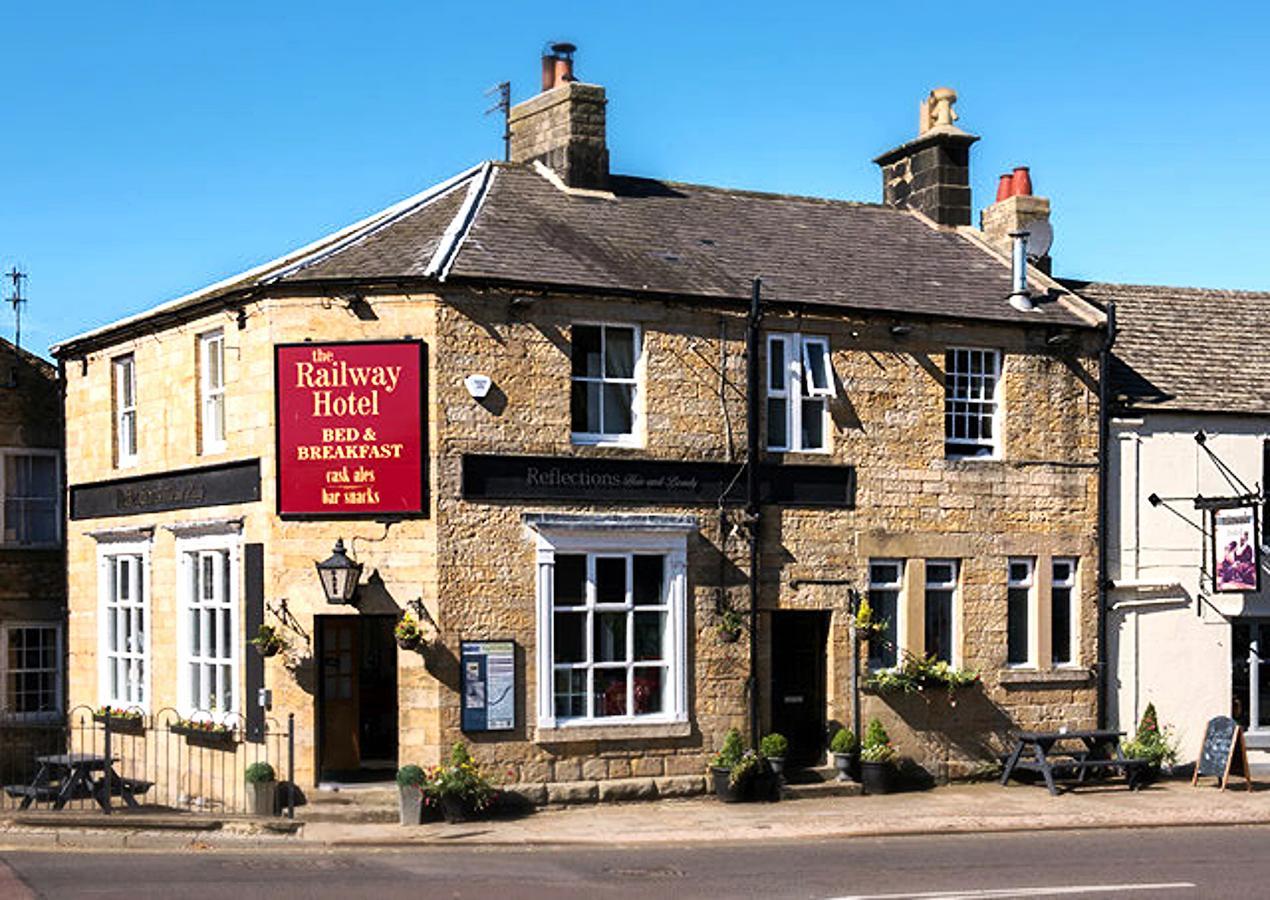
[527,513,692,730]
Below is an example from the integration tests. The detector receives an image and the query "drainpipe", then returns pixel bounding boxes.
[1097,302,1118,729]
[746,278,763,748]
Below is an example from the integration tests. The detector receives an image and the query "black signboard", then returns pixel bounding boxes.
[461,640,516,732]
[1192,714,1251,790]
[70,459,262,520]
[461,455,855,509]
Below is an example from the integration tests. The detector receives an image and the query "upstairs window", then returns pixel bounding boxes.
[1006,557,1035,666]
[571,324,640,444]
[199,330,226,454]
[767,333,833,453]
[113,354,137,467]
[2,452,58,546]
[945,348,1001,458]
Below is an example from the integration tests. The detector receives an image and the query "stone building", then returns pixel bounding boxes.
[0,339,66,769]
[52,50,1107,795]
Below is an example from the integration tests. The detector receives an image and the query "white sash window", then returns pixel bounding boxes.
[179,538,239,720]
[98,542,150,710]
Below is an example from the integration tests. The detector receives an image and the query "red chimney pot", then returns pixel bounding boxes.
[1011,166,1033,197]
[995,174,1015,202]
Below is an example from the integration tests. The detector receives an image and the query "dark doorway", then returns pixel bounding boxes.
[317,615,398,781]
[1231,618,1270,730]
[770,610,830,768]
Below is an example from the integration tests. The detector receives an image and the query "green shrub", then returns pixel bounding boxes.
[396,764,426,787]
[759,733,789,759]
[709,728,745,769]
[860,718,896,763]
[245,762,276,783]
[829,727,858,755]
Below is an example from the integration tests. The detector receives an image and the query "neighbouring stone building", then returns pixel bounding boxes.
[52,48,1108,797]
[0,338,66,770]
[1079,281,1270,758]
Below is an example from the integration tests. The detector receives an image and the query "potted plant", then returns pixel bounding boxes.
[93,705,146,735]
[245,762,277,816]
[422,743,496,823]
[859,718,897,795]
[394,614,425,652]
[396,764,425,825]
[865,653,979,698]
[717,608,744,643]
[709,728,746,801]
[759,733,789,780]
[708,729,776,802]
[1120,703,1179,783]
[829,727,859,782]
[250,624,285,658]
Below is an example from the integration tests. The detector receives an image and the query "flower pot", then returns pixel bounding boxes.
[767,756,786,781]
[253,642,281,658]
[833,752,859,783]
[171,724,238,750]
[396,634,422,652]
[439,794,468,823]
[711,766,745,803]
[398,784,423,825]
[718,629,741,644]
[247,780,277,816]
[860,760,895,795]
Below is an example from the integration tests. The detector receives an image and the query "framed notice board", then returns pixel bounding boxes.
[461,640,516,732]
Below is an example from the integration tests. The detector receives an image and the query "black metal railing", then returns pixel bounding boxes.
[0,706,295,817]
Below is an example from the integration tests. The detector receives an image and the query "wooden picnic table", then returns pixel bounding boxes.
[1000,729,1147,795]
[4,753,150,812]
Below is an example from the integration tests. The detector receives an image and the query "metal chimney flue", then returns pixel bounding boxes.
[541,41,577,91]
[1008,230,1035,312]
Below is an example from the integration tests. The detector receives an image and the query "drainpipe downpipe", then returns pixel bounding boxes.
[746,278,763,749]
[1096,302,1118,730]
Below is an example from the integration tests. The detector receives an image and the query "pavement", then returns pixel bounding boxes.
[2,777,1269,851]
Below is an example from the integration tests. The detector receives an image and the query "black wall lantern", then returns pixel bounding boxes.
[316,538,363,605]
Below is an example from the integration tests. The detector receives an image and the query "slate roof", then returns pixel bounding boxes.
[54,161,1101,354]
[1062,280,1270,415]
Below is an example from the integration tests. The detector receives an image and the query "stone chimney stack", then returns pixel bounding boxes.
[873,88,978,227]
[509,42,609,191]
[981,167,1052,273]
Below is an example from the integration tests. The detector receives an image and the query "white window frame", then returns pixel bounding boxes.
[569,322,643,447]
[199,329,226,455]
[1006,557,1036,668]
[97,539,151,713]
[177,533,241,723]
[944,347,1002,460]
[865,559,904,671]
[0,448,60,548]
[766,332,833,454]
[114,354,138,467]
[924,559,960,666]
[532,525,689,730]
[1052,557,1078,667]
[2,622,62,721]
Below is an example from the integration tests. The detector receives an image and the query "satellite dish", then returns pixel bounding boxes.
[1022,219,1053,259]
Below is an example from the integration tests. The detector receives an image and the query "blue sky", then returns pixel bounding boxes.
[3,2,1267,357]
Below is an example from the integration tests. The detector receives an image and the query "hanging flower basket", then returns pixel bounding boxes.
[93,706,146,735]
[171,720,239,750]
[394,614,427,652]
[250,625,285,659]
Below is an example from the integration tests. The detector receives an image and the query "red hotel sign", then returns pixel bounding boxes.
[275,341,425,516]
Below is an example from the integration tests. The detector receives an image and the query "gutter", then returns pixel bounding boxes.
[1096,301,1118,729]
[745,278,763,748]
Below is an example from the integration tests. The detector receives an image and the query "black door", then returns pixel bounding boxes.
[1231,618,1270,729]
[770,611,830,768]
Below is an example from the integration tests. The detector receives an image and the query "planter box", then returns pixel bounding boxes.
[247,780,277,816]
[171,724,239,751]
[398,785,423,825]
[94,714,145,736]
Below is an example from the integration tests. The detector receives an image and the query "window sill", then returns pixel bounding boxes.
[535,719,691,743]
[570,435,643,449]
[998,668,1093,687]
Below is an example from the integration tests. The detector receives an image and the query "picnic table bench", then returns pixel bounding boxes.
[1000,729,1149,795]
[3,753,153,812]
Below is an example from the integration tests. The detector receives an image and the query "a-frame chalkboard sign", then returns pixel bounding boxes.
[1191,715,1253,791]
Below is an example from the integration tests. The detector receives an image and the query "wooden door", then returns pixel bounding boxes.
[770,611,829,768]
[320,618,360,772]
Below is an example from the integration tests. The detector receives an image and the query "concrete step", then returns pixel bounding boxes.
[781,779,862,800]
[300,786,399,823]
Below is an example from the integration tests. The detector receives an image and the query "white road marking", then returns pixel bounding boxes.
[828,882,1196,900]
